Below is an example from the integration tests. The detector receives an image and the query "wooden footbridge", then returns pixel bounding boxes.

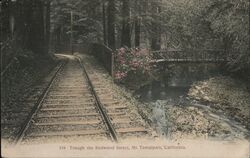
[150,49,228,63]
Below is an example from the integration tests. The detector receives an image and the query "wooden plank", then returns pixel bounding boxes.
[34,120,101,126]
[108,112,126,116]
[116,127,148,133]
[150,49,226,63]
[49,90,89,93]
[44,100,93,104]
[54,86,88,88]
[46,95,92,98]
[102,101,120,105]
[29,129,105,137]
[42,103,94,106]
[36,113,100,118]
[105,106,127,109]
[45,97,93,100]
[42,105,94,109]
[151,59,226,63]
[40,107,96,111]
[100,99,117,103]
[111,119,131,124]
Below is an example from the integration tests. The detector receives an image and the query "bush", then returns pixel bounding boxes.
[114,47,152,82]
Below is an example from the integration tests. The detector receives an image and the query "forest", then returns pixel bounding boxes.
[1,1,250,156]
[1,0,249,77]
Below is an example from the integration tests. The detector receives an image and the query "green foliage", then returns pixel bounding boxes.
[114,47,152,82]
[159,0,249,74]
[204,0,249,71]
[51,0,102,43]
[18,0,249,76]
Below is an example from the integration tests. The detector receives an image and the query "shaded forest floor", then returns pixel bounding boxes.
[135,99,249,141]
[1,51,58,107]
[188,76,250,130]
[133,75,249,140]
[1,53,63,145]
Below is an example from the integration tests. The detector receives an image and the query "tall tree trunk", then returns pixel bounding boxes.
[16,0,25,46]
[150,1,161,50]
[55,27,61,53]
[134,18,141,48]
[134,0,141,47]
[121,0,131,47]
[9,0,16,39]
[44,0,50,54]
[27,0,45,54]
[102,0,107,45]
[107,0,115,49]
[223,35,233,53]
[1,0,10,39]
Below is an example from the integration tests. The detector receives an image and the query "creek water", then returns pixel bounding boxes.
[136,63,220,103]
[135,63,248,139]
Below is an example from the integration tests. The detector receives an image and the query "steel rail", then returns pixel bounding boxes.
[12,61,66,146]
[76,56,118,142]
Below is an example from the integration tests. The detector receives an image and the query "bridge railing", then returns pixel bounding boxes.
[91,43,114,77]
[150,49,227,62]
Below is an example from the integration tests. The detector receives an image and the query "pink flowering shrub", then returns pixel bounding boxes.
[114,47,152,82]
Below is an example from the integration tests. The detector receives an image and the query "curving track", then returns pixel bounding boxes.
[11,55,150,145]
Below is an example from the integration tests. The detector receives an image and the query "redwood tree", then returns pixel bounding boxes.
[107,0,116,49]
[134,0,141,47]
[121,0,131,47]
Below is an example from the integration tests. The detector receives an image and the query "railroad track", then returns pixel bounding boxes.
[1,61,64,145]
[77,56,150,139]
[10,55,149,145]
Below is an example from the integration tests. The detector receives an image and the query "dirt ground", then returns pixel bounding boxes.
[136,100,248,141]
[188,76,250,130]
[1,53,58,144]
[1,52,57,106]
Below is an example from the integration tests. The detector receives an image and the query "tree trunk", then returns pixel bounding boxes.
[134,0,141,48]
[121,0,131,47]
[102,0,107,45]
[44,0,50,54]
[107,0,115,49]
[134,18,141,47]
[26,0,45,55]
[1,0,11,40]
[150,1,161,50]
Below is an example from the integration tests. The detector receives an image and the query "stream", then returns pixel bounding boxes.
[135,63,249,140]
